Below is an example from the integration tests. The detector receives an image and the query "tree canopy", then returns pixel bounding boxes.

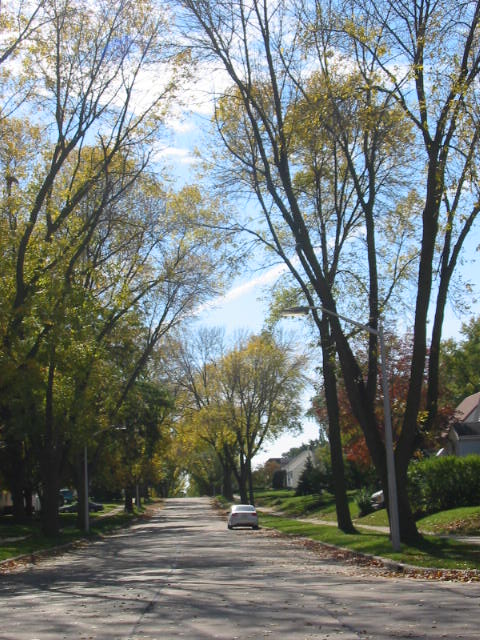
[0,0,232,534]
[166,328,307,503]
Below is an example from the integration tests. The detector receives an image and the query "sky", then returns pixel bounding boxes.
[151,71,324,466]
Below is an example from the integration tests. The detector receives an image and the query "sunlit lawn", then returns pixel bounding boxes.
[356,504,480,535]
[418,506,480,535]
[255,489,361,521]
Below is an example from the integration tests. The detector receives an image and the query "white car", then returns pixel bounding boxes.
[227,504,259,530]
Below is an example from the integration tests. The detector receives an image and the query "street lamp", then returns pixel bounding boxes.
[282,305,401,551]
[84,426,127,533]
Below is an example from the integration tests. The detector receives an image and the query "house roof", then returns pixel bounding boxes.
[454,391,480,422]
[453,422,480,438]
[282,449,314,472]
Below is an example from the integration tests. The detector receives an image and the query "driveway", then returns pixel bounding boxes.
[0,497,479,639]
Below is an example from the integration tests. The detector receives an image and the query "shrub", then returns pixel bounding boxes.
[407,455,480,516]
[295,458,326,496]
[272,469,286,490]
[355,487,375,517]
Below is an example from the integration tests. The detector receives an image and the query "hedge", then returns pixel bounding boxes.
[407,455,480,516]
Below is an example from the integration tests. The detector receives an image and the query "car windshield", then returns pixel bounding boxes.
[233,505,255,512]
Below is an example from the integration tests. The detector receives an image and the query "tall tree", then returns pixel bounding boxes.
[162,327,236,499]
[115,379,173,512]
[217,332,306,503]
[0,0,230,534]
[167,329,306,503]
[178,0,480,541]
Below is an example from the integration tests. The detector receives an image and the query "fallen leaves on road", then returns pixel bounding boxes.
[263,529,480,582]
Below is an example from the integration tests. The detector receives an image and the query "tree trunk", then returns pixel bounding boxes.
[319,316,356,533]
[238,456,248,503]
[76,454,89,532]
[24,487,34,519]
[247,456,255,505]
[40,461,60,537]
[380,461,420,544]
[135,483,141,508]
[3,438,28,523]
[222,457,234,500]
[40,349,61,537]
[124,486,134,512]
[11,482,27,524]
[396,476,421,543]
[393,447,422,543]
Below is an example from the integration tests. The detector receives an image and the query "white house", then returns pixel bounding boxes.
[282,449,315,489]
[446,391,480,456]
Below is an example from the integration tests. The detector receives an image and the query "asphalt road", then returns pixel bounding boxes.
[1,497,479,639]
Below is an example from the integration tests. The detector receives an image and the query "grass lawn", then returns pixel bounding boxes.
[353,504,480,535]
[254,489,480,571]
[0,502,146,563]
[255,489,361,520]
[418,506,480,535]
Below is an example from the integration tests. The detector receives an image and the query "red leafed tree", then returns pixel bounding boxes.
[313,332,453,477]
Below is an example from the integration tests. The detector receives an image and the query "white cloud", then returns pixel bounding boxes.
[223,263,288,303]
[154,145,198,165]
[197,262,289,315]
[178,62,233,117]
[168,118,196,134]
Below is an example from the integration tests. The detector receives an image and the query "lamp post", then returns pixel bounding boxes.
[282,305,401,551]
[84,426,127,533]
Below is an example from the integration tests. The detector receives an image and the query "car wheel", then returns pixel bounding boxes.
[253,525,259,530]
[228,524,233,529]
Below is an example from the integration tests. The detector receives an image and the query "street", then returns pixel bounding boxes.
[1,497,479,639]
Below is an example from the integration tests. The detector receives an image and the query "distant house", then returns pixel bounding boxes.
[445,391,480,456]
[282,449,316,489]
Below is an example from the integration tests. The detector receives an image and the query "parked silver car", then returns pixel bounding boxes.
[370,489,385,510]
[227,504,259,530]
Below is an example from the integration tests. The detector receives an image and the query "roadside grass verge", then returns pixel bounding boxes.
[358,505,480,535]
[254,490,480,570]
[0,503,147,563]
[259,513,480,570]
[255,490,480,535]
[355,508,389,527]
